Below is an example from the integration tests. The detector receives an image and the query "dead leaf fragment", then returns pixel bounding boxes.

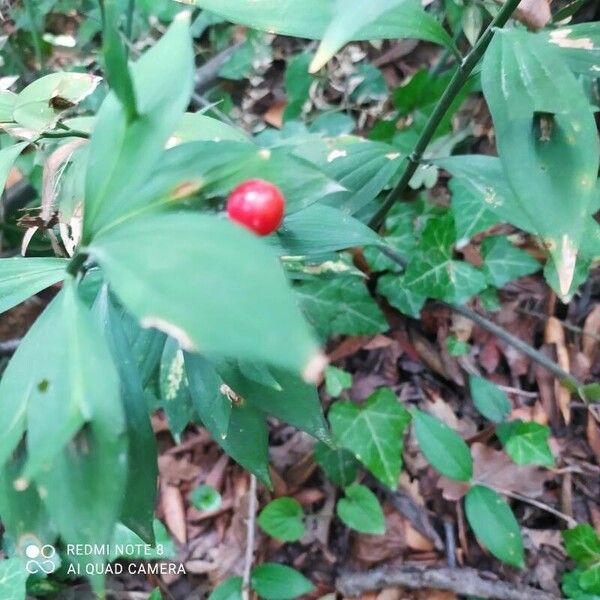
[514,0,552,31]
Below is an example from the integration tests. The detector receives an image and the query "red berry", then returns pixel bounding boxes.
[226,179,285,236]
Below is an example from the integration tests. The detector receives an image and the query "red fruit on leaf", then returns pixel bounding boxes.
[226,179,286,236]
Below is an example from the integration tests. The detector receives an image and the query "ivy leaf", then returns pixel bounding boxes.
[377,274,426,319]
[563,524,600,564]
[465,485,524,568]
[324,366,352,397]
[314,442,359,487]
[336,484,385,535]
[208,577,243,600]
[297,276,388,338]
[258,498,305,542]
[481,236,540,288]
[251,564,314,600]
[469,376,511,423]
[412,409,473,481]
[496,420,555,467]
[329,388,411,488]
[0,558,27,600]
[482,29,599,299]
[0,257,67,317]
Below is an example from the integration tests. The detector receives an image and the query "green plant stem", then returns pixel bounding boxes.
[25,0,44,70]
[36,129,91,141]
[377,244,585,393]
[125,0,135,54]
[368,0,522,230]
[66,252,88,277]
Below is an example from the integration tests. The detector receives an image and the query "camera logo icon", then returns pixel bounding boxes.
[25,543,57,575]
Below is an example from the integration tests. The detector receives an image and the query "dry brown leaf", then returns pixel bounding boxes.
[514,0,552,29]
[439,443,549,500]
[161,483,187,544]
[544,317,571,423]
[158,454,202,484]
[583,305,600,363]
[587,413,600,467]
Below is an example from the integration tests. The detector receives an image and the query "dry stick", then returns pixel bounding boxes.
[336,565,561,600]
[242,474,258,600]
[368,0,523,230]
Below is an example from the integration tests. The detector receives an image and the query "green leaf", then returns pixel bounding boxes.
[461,3,483,46]
[543,24,600,76]
[148,589,163,600]
[13,72,100,133]
[481,237,540,288]
[464,485,524,568]
[284,53,315,121]
[0,142,28,196]
[89,213,320,378]
[412,409,472,481]
[193,0,451,70]
[172,113,247,143]
[0,91,16,122]
[190,484,222,512]
[208,577,243,600]
[94,289,158,544]
[109,519,177,561]
[297,276,387,338]
[496,420,555,467]
[446,336,470,357]
[482,29,599,299]
[563,524,600,565]
[272,205,380,257]
[258,497,305,542]
[324,366,352,397]
[469,376,511,423]
[0,257,67,316]
[377,274,426,319]
[314,442,358,487]
[83,13,194,239]
[251,564,314,600]
[336,484,385,535]
[0,558,27,600]
[580,565,600,594]
[329,388,411,488]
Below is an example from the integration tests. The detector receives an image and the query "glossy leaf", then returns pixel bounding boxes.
[412,409,472,481]
[258,497,305,541]
[208,577,243,600]
[0,257,67,316]
[465,485,524,568]
[544,24,600,76]
[481,237,540,288]
[84,13,194,239]
[89,213,320,377]
[329,388,411,488]
[314,442,358,487]
[377,274,426,319]
[496,420,555,467]
[482,29,599,298]
[336,484,385,535]
[251,564,314,600]
[0,142,28,196]
[449,177,500,242]
[563,524,600,565]
[0,558,27,600]
[469,376,511,423]
[324,366,352,397]
[172,113,247,143]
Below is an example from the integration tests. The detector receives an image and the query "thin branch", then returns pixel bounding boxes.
[336,565,561,600]
[242,474,258,600]
[369,0,522,229]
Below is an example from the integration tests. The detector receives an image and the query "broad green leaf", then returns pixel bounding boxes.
[258,497,305,541]
[109,519,177,561]
[310,0,450,72]
[284,53,315,121]
[412,409,472,481]
[481,237,540,288]
[0,142,28,195]
[89,213,321,378]
[148,589,163,600]
[95,290,158,543]
[217,362,329,443]
[579,566,600,595]
[461,3,483,47]
[84,13,194,240]
[172,113,247,143]
[0,558,27,600]
[251,564,314,600]
[469,376,511,423]
[297,276,387,338]
[377,274,426,319]
[272,204,380,257]
[0,257,67,316]
[314,442,359,487]
[324,366,352,397]
[336,484,385,535]
[0,91,17,122]
[449,177,500,242]
[191,484,222,512]
[185,354,271,485]
[160,337,196,435]
[208,577,243,600]
[446,336,470,357]
[482,29,599,298]
[544,24,600,76]
[564,524,600,565]
[496,421,554,467]
[191,0,451,71]
[561,568,600,600]
[464,485,524,568]
[329,388,411,488]
[13,72,100,133]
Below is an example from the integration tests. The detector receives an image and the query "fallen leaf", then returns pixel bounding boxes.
[514,0,552,29]
[544,317,571,424]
